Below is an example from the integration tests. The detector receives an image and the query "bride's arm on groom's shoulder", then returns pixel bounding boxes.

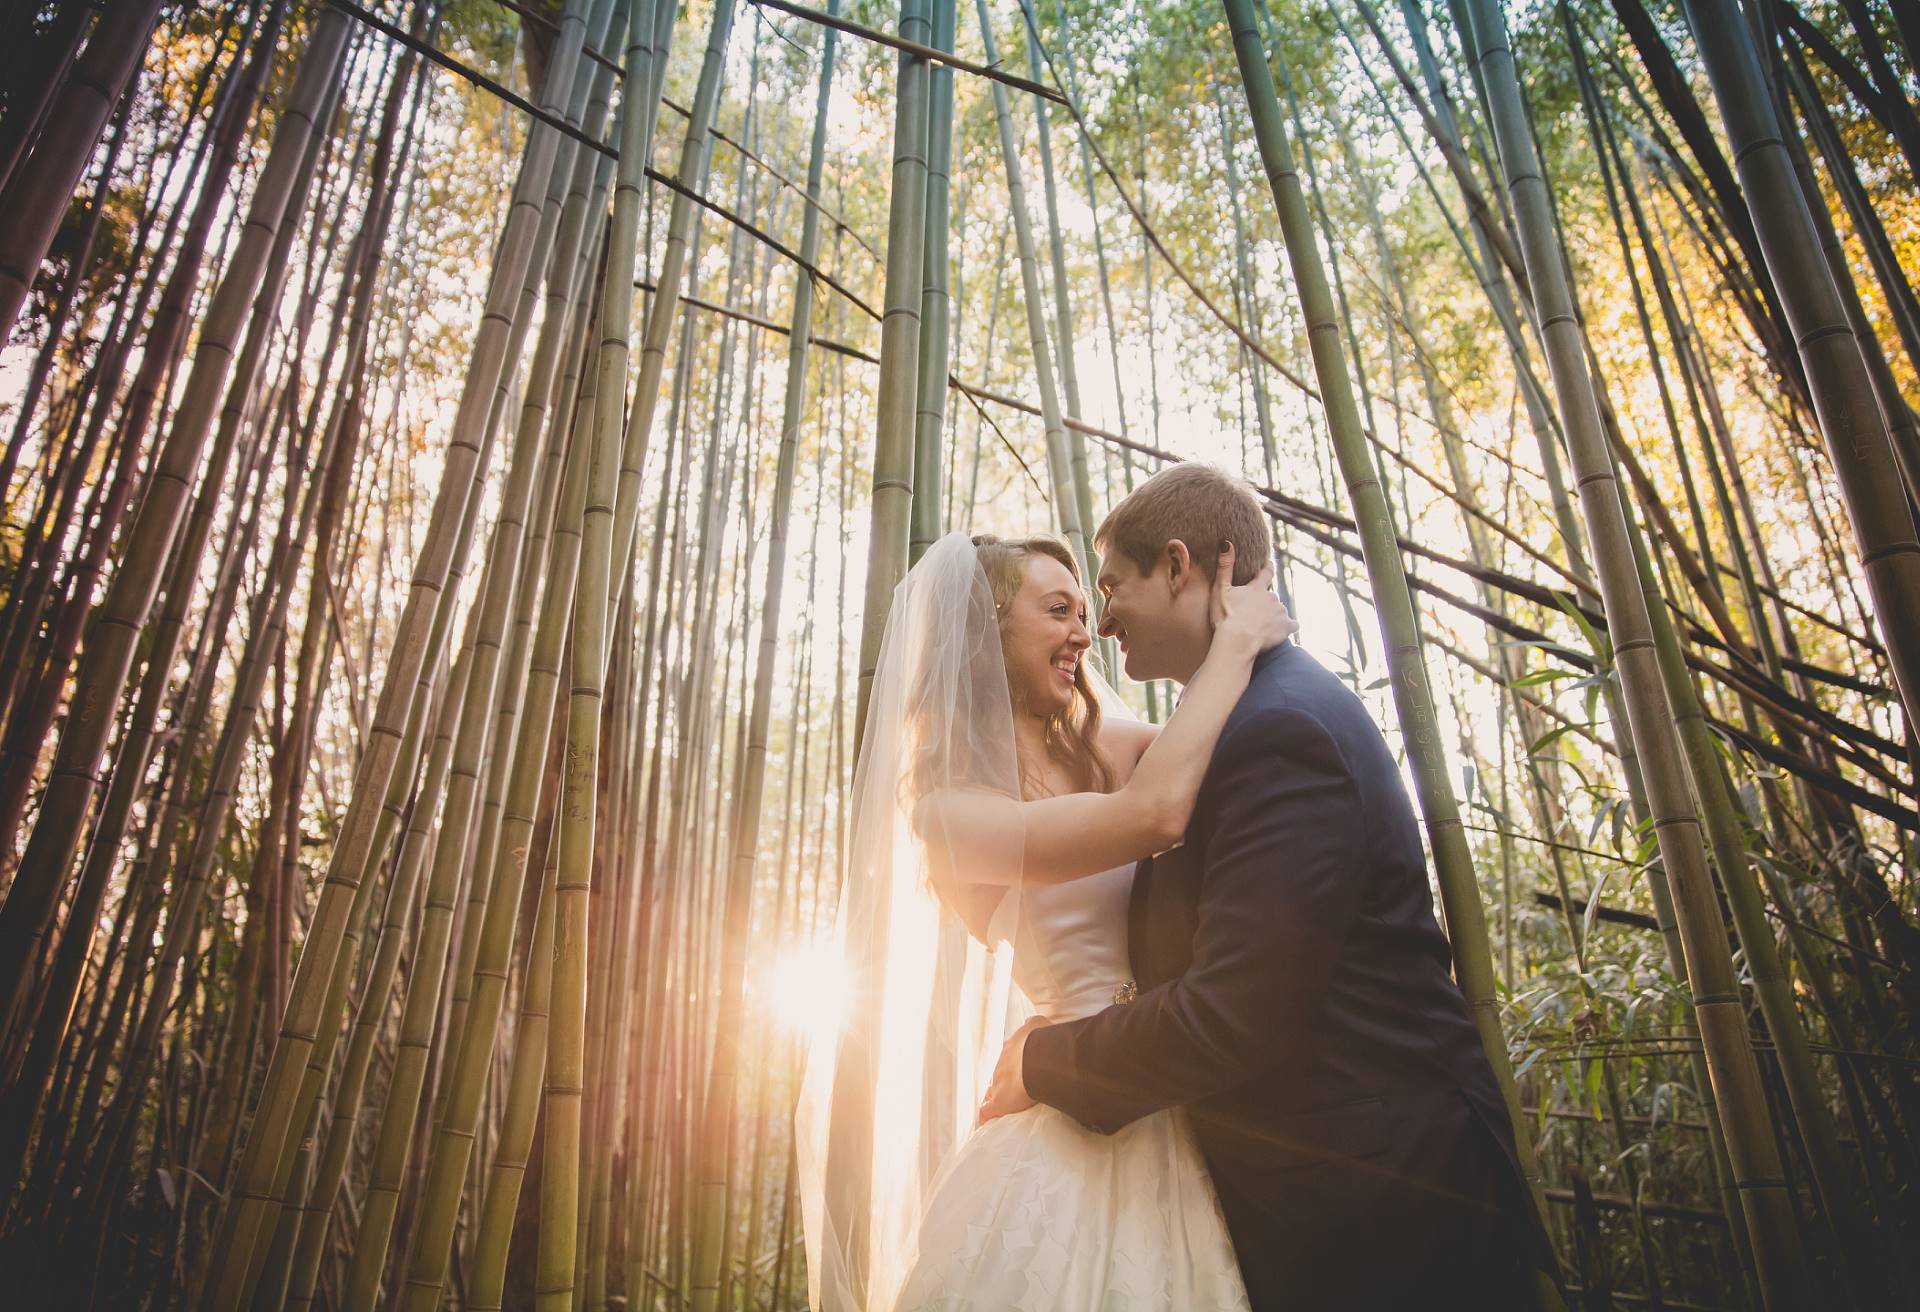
[914,548,1294,889]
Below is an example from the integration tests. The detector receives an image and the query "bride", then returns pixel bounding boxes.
[797,530,1294,1310]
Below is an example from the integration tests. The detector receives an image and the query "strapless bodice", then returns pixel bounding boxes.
[991,864,1135,1022]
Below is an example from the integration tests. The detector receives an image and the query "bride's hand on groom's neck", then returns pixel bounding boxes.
[1208,542,1296,658]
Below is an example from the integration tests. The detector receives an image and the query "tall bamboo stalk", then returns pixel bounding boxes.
[908,0,955,564]
[0,0,167,348]
[686,9,838,1309]
[853,0,933,747]
[199,10,594,1303]
[975,0,1086,578]
[1677,0,1920,727]
[1460,0,1810,1299]
[0,5,326,1029]
[533,1,657,1300]
[1019,0,1098,580]
[1219,5,1558,1299]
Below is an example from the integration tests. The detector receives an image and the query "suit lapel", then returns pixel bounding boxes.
[1130,845,1200,990]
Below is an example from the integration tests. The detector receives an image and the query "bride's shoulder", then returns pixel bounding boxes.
[1096,717,1159,780]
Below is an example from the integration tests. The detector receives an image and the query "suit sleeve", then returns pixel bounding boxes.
[1023,706,1366,1133]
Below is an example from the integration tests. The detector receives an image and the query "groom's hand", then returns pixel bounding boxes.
[978,1016,1052,1124]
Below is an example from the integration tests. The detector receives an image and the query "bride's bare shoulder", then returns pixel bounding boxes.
[1097,717,1159,782]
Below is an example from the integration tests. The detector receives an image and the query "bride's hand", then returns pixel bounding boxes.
[1209,541,1296,653]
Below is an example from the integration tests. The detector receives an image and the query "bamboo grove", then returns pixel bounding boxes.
[0,0,1916,1305]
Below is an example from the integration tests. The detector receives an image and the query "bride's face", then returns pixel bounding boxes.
[1002,554,1092,717]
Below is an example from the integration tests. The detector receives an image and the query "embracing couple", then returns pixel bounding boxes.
[798,464,1556,1310]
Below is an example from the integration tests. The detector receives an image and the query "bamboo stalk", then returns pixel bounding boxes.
[199,9,595,1302]
[686,8,838,1308]
[974,0,1086,574]
[1461,0,1811,1298]
[1219,5,1561,1301]
[0,0,168,347]
[908,0,955,563]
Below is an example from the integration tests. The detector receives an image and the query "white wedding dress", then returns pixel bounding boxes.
[890,865,1252,1311]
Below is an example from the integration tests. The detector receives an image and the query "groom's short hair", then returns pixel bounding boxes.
[1095,463,1269,585]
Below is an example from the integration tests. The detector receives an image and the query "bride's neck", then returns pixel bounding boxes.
[1012,707,1052,772]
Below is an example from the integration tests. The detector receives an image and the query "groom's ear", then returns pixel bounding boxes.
[1162,539,1193,596]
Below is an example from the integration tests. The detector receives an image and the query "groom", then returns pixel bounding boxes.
[981,464,1555,1309]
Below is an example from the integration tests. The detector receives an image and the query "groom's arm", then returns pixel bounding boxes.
[1021,705,1366,1134]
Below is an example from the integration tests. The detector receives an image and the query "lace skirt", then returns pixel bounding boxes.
[891,1103,1252,1311]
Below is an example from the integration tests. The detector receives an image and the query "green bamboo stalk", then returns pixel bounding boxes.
[338,56,611,1300]
[533,0,659,1296]
[909,0,955,564]
[249,32,618,1296]
[1220,5,1559,1301]
[685,9,839,1308]
[0,8,349,1041]
[853,0,932,748]
[1676,0,1920,727]
[468,809,565,1310]
[1213,84,1279,486]
[0,0,167,347]
[1018,0,1098,579]
[281,644,469,1310]
[1460,0,1810,1299]
[1774,36,1920,507]
[200,9,595,1303]
[394,59,640,1312]
[975,0,1086,575]
[438,40,626,1121]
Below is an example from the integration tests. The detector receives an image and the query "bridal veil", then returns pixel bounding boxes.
[794,531,1032,1311]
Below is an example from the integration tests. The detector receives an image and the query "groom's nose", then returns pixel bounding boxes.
[1096,609,1119,640]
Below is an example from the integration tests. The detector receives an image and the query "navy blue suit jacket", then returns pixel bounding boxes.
[1024,642,1543,1308]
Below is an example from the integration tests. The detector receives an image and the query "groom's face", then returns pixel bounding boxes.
[1095,546,1202,683]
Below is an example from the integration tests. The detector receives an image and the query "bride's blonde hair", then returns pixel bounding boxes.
[971,535,1115,797]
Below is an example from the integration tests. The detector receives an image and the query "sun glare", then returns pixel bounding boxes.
[769,943,852,1042]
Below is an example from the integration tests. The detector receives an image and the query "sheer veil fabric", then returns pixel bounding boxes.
[795,532,1033,1312]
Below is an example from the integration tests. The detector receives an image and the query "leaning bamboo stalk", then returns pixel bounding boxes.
[1339,74,1652,1273]
[437,36,625,1117]
[535,0,657,1297]
[276,26,620,1251]
[1676,0,1920,726]
[0,7,345,1038]
[1018,0,1098,574]
[394,71,633,1312]
[0,48,342,1183]
[1774,37,1920,507]
[975,0,1087,580]
[0,0,168,347]
[200,9,593,1303]
[0,85,131,526]
[685,11,838,1306]
[280,642,468,1310]
[1219,3,1559,1294]
[467,802,565,1310]
[337,76,599,1303]
[1460,0,1810,1298]
[77,247,375,1214]
[0,0,90,199]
